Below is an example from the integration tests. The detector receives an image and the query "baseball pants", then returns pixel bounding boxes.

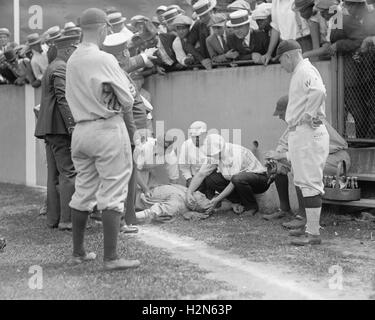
[70,115,133,213]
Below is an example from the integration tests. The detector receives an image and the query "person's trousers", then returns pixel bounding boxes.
[124,165,137,225]
[70,115,132,213]
[45,134,76,225]
[203,171,269,210]
[45,141,60,227]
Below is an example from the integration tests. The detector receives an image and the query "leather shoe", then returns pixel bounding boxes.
[262,209,290,221]
[290,234,322,246]
[103,258,141,271]
[283,218,306,229]
[68,252,97,265]
[120,225,139,234]
[58,222,72,231]
[289,228,305,237]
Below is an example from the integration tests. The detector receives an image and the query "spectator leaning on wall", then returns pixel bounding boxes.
[26,33,49,88]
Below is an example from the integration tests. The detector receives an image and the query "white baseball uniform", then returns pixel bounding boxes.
[285,58,329,197]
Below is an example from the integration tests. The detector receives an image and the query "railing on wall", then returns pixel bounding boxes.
[336,51,375,145]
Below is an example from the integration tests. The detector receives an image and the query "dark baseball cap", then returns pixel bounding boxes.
[275,39,301,60]
[80,8,110,27]
[273,95,289,116]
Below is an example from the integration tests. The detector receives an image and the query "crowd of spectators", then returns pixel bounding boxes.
[1,0,375,84]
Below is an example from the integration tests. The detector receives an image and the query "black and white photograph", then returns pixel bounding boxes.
[0,0,375,306]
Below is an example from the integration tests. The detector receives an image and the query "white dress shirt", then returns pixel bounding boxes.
[30,46,48,80]
[270,0,310,40]
[199,143,266,181]
[172,37,189,66]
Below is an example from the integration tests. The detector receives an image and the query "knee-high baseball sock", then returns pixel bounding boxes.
[275,174,290,212]
[295,187,306,217]
[304,195,322,236]
[72,209,89,257]
[102,209,121,261]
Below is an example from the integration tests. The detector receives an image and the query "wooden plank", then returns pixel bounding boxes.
[352,173,375,181]
[323,198,375,208]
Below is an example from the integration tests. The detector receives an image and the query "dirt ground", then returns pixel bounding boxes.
[0,183,374,300]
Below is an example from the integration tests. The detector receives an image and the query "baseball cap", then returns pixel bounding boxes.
[80,8,109,27]
[275,39,302,60]
[273,95,289,116]
[189,121,208,137]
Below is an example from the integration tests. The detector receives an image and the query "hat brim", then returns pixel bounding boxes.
[110,17,126,25]
[195,0,217,17]
[226,18,250,28]
[27,39,42,46]
[46,33,62,41]
[209,21,225,27]
[273,109,284,116]
[165,13,183,23]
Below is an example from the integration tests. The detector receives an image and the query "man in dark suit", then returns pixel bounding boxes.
[206,13,239,63]
[35,35,79,230]
[187,0,217,69]
[226,10,270,63]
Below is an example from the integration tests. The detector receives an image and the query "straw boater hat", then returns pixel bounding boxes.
[107,12,126,25]
[156,5,168,13]
[45,26,62,42]
[63,22,81,36]
[26,33,42,46]
[54,34,81,49]
[226,10,251,27]
[130,15,149,25]
[162,9,183,23]
[0,28,10,36]
[167,4,185,14]
[193,0,217,17]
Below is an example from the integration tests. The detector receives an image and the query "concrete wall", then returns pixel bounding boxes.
[145,61,332,155]
[0,61,332,212]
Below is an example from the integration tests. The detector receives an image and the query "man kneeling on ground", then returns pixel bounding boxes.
[186,134,270,215]
[264,95,350,235]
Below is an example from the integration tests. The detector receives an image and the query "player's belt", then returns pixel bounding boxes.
[289,119,324,132]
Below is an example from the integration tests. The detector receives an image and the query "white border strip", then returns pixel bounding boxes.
[13,0,20,44]
[25,85,37,186]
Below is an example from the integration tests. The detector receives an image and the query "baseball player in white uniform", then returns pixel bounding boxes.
[267,40,329,246]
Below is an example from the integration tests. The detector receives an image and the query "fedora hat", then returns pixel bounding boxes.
[171,15,193,26]
[226,10,251,27]
[162,9,183,23]
[207,13,226,27]
[0,28,10,36]
[227,0,251,12]
[45,26,62,42]
[26,33,42,46]
[193,0,217,17]
[108,12,126,25]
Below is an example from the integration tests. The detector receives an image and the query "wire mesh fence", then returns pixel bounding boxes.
[341,50,375,142]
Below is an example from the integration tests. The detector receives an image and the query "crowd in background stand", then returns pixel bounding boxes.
[1,0,375,87]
